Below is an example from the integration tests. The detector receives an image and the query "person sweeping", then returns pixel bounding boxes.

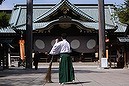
[49,33,75,85]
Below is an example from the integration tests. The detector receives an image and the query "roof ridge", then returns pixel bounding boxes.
[34,0,96,23]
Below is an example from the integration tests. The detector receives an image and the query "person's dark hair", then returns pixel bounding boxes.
[61,33,67,39]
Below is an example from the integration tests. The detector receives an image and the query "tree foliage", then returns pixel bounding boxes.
[0,0,5,5]
[116,0,129,24]
[0,12,11,28]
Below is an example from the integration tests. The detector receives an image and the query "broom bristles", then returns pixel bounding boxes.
[44,56,53,83]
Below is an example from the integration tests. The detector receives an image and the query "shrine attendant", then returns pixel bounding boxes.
[49,33,75,84]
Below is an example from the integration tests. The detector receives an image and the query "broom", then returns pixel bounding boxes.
[44,55,53,83]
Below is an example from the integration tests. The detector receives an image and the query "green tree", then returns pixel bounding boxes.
[0,0,5,5]
[0,12,10,28]
[116,0,129,24]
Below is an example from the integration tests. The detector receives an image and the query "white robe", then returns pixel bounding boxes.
[49,39,71,55]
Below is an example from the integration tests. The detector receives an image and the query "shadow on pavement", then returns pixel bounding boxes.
[0,67,106,78]
[0,84,13,86]
[0,68,48,77]
[65,81,91,85]
[75,69,105,73]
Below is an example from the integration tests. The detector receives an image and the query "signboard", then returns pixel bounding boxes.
[101,58,108,68]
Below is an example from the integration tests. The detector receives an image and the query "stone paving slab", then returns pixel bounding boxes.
[0,62,129,86]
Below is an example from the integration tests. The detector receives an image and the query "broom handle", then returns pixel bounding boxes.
[50,55,53,63]
[49,55,53,68]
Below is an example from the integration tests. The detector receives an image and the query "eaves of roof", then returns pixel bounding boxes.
[15,19,115,31]
[117,37,129,42]
[0,27,16,33]
[115,22,127,33]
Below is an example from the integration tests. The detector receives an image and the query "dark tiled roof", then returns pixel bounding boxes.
[9,0,127,32]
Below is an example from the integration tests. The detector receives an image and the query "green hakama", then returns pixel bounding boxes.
[59,54,75,83]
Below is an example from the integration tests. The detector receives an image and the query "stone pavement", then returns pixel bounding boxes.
[0,62,129,86]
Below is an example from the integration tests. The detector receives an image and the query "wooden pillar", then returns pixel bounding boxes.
[0,44,4,69]
[8,47,11,67]
[26,0,33,69]
[124,43,128,68]
[98,0,106,67]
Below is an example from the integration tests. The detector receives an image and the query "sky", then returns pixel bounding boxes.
[0,0,125,10]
